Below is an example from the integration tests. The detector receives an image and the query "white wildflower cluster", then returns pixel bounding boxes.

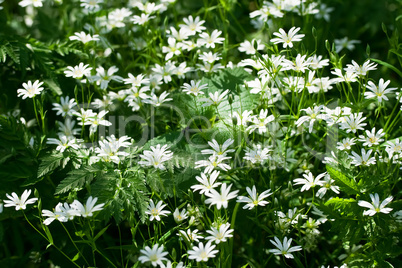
[7,0,402,267]
[42,196,105,225]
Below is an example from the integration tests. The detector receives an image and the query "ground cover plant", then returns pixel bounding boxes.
[1,0,402,267]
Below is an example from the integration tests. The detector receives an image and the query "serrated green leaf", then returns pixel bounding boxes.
[55,166,96,194]
[0,46,6,62]
[37,153,65,178]
[326,165,360,195]
[4,44,19,64]
[44,79,63,96]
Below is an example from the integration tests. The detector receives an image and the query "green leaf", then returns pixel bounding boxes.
[371,58,402,78]
[143,131,185,150]
[4,43,19,64]
[0,45,6,62]
[93,224,110,242]
[0,162,33,180]
[44,79,63,96]
[55,166,97,194]
[71,252,80,262]
[326,165,360,195]
[42,224,53,245]
[37,153,65,178]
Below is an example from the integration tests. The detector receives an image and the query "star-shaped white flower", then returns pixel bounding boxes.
[4,189,38,211]
[358,193,393,216]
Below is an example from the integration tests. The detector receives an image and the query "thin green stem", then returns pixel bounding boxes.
[60,222,90,266]
[23,212,81,268]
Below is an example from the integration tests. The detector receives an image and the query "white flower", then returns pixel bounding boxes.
[71,196,104,217]
[201,139,234,156]
[282,54,311,73]
[19,0,43,7]
[358,128,385,147]
[47,135,81,152]
[181,80,207,96]
[80,0,103,11]
[244,144,271,164]
[145,200,171,222]
[139,144,173,170]
[268,236,302,259]
[69,31,99,44]
[276,208,307,227]
[17,80,44,99]
[232,110,253,127]
[194,154,231,174]
[90,66,123,90]
[197,30,224,48]
[315,173,340,198]
[293,172,325,192]
[364,78,397,102]
[238,39,265,55]
[178,229,203,243]
[296,105,326,133]
[42,202,80,225]
[188,241,219,262]
[358,193,393,216]
[56,119,79,137]
[199,51,221,63]
[191,171,222,195]
[206,222,234,244]
[162,37,182,61]
[199,89,229,107]
[331,68,358,83]
[271,27,304,48]
[236,185,272,210]
[94,135,131,164]
[179,15,206,35]
[4,189,38,210]
[205,183,239,209]
[173,208,188,223]
[308,54,330,69]
[52,96,77,117]
[64,63,92,79]
[152,63,177,83]
[131,13,155,25]
[336,137,356,151]
[73,108,97,125]
[385,138,402,159]
[334,37,360,54]
[345,60,377,76]
[139,244,168,267]
[166,26,192,41]
[160,261,185,268]
[123,73,149,87]
[42,207,68,226]
[349,148,376,166]
[87,110,112,136]
[142,91,173,106]
[339,113,367,133]
[247,109,275,134]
